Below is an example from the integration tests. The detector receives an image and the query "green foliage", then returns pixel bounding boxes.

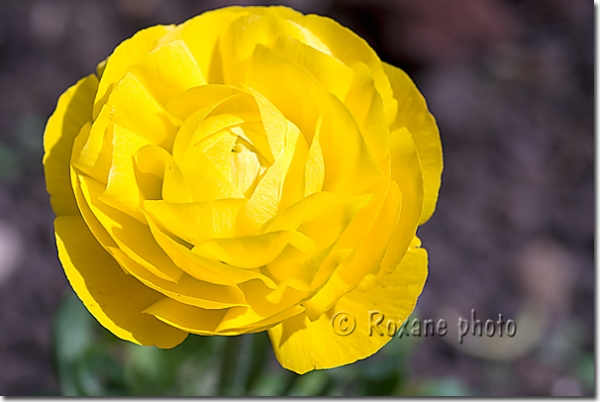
[53,291,471,396]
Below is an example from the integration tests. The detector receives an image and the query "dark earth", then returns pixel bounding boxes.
[0,0,593,396]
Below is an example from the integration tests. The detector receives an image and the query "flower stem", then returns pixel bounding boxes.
[217,334,253,396]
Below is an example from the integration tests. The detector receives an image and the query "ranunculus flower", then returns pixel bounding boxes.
[43,5,442,374]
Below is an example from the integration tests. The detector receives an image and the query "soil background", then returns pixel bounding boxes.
[0,0,594,396]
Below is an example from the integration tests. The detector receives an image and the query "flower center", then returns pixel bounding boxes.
[230,138,266,197]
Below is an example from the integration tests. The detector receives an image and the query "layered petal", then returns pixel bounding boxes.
[44,74,98,216]
[383,62,443,223]
[44,5,441,373]
[268,246,428,374]
[55,216,187,347]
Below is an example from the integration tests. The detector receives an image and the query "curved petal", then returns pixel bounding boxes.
[268,246,427,374]
[130,40,206,105]
[155,7,251,84]
[343,62,391,171]
[43,74,98,217]
[55,216,187,348]
[219,13,330,86]
[77,173,185,283]
[98,72,178,150]
[246,44,383,198]
[301,180,402,320]
[382,62,443,224]
[144,199,250,245]
[94,25,172,118]
[144,296,304,336]
[192,230,315,269]
[295,14,396,124]
[371,127,425,288]
[246,121,304,226]
[272,35,354,101]
[144,212,277,288]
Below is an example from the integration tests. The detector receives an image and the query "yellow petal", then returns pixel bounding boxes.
[70,164,117,251]
[77,173,184,283]
[245,44,322,141]
[170,100,225,167]
[267,246,334,292]
[302,181,402,321]
[94,25,172,118]
[219,13,330,86]
[266,188,380,298]
[244,86,287,161]
[130,40,206,105]
[143,198,250,245]
[192,230,315,269]
[268,246,427,374]
[246,45,382,198]
[272,35,354,101]
[99,124,154,223]
[100,72,178,150]
[108,246,246,310]
[317,105,382,197]
[303,115,325,197]
[144,212,276,288]
[263,190,358,233]
[383,62,443,223]
[55,215,187,348]
[44,74,98,217]
[156,8,251,84]
[144,297,228,335]
[71,111,112,185]
[230,122,274,166]
[145,295,303,336]
[166,84,242,120]
[134,144,193,204]
[245,122,303,227]
[278,126,308,212]
[375,128,425,284]
[296,14,396,123]
[215,303,304,334]
[344,62,391,170]
[221,5,303,20]
[178,134,245,203]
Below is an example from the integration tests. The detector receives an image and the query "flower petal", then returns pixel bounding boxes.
[296,14,396,124]
[303,115,325,197]
[144,296,304,336]
[143,198,251,245]
[55,215,187,348]
[98,124,154,223]
[107,246,247,310]
[144,212,276,288]
[245,121,304,226]
[130,40,206,105]
[302,180,402,320]
[94,25,172,118]
[344,62,391,171]
[246,45,382,197]
[77,173,184,283]
[268,246,427,374]
[219,13,330,86]
[44,74,98,217]
[155,8,252,83]
[375,128,425,285]
[192,230,315,269]
[382,62,443,224]
[272,35,354,101]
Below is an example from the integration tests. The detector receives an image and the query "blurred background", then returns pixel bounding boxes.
[0,0,594,396]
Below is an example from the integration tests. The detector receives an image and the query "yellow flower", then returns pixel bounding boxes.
[43,5,442,374]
